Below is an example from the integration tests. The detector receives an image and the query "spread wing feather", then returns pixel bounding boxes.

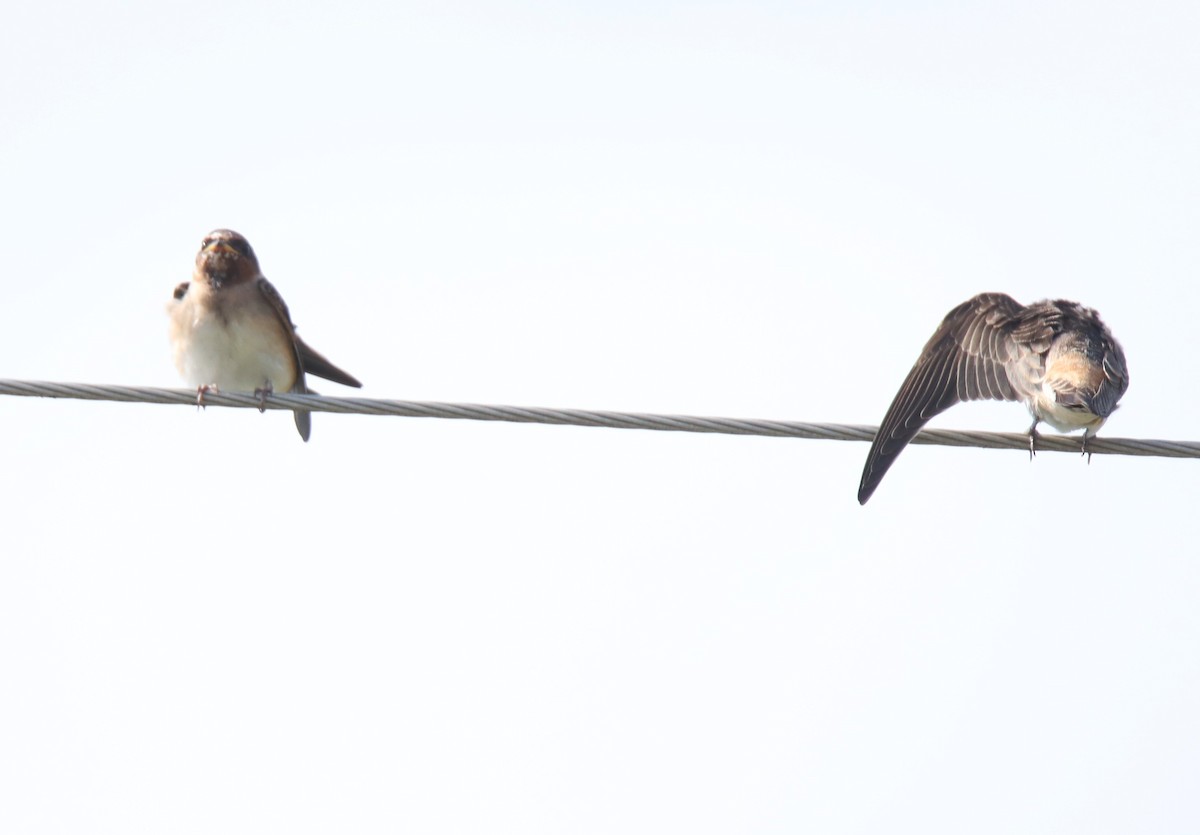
[857,294,1128,504]
[857,293,1033,504]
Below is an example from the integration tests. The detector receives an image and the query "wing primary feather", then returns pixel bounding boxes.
[296,337,363,388]
[253,275,361,440]
[858,293,1028,504]
[859,341,963,503]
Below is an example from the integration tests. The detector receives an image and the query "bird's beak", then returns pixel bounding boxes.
[204,241,238,255]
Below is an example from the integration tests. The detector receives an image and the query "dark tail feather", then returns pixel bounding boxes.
[293,409,312,442]
[290,377,312,442]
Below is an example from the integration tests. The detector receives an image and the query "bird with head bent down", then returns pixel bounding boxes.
[858,293,1129,504]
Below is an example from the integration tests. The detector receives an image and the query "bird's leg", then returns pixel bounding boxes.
[196,384,219,409]
[253,380,274,413]
[1027,418,1041,461]
[1081,428,1092,464]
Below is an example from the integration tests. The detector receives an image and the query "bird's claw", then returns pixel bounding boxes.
[253,382,273,413]
[196,384,219,409]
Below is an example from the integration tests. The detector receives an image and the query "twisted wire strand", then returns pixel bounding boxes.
[1,378,1196,459]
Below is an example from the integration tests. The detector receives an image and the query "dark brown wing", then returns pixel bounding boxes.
[172,281,190,300]
[295,336,363,389]
[857,293,1041,504]
[254,277,312,440]
[254,276,363,389]
[1093,336,1129,417]
[255,276,362,442]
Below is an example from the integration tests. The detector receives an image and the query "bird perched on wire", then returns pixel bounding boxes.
[857,293,1129,504]
[169,229,362,441]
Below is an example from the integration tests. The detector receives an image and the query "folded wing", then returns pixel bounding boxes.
[255,276,363,442]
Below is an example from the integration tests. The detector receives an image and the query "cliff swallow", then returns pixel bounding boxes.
[169,229,362,441]
[858,293,1128,504]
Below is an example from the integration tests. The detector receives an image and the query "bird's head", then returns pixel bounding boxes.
[196,229,260,286]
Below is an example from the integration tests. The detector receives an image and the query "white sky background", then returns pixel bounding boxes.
[1,1,1198,831]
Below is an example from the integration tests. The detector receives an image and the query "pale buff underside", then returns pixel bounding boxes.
[1028,389,1107,433]
[169,279,299,393]
[1028,352,1109,434]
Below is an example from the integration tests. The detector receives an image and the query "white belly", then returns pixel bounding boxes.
[171,295,297,392]
[1030,387,1105,434]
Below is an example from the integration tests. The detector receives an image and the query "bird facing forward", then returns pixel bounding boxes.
[858,293,1129,504]
[169,229,362,441]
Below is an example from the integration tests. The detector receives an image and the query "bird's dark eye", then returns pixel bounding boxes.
[230,238,252,257]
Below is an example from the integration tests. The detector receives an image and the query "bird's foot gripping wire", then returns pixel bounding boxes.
[253,381,274,413]
[1027,420,1041,462]
[196,384,219,409]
